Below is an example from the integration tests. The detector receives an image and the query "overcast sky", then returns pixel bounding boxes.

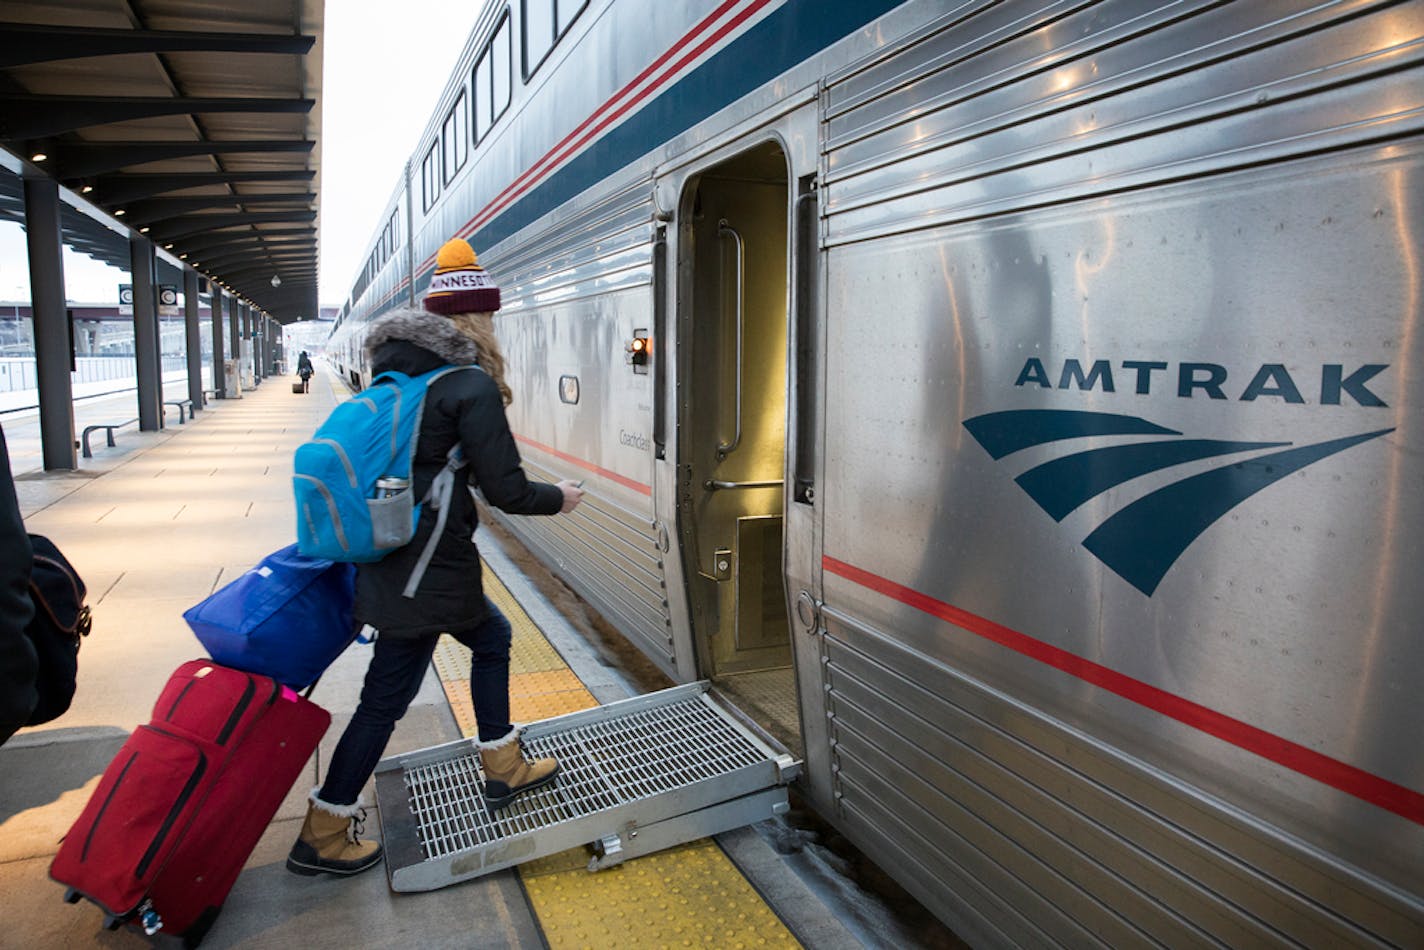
[317,0,481,306]
[0,1,483,310]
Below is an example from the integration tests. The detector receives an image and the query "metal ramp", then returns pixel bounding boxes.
[374,681,801,892]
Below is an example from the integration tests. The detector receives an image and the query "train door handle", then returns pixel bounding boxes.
[712,547,732,581]
[795,590,821,634]
[716,219,744,460]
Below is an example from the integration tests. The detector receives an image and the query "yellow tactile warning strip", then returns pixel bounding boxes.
[432,562,801,950]
[433,568,599,728]
[521,841,801,949]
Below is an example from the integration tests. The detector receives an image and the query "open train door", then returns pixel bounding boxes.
[665,99,827,781]
[676,140,792,684]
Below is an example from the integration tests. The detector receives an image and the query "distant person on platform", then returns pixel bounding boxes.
[284,238,584,878]
[0,424,37,747]
[297,351,314,393]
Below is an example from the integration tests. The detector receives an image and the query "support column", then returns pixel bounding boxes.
[249,313,260,384]
[129,236,162,431]
[240,304,251,387]
[227,297,241,390]
[183,270,203,413]
[23,176,76,471]
[248,306,258,387]
[211,288,226,399]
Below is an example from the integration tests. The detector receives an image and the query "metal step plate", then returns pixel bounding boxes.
[375,682,801,892]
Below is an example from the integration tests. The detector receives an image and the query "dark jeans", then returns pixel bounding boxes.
[318,597,513,806]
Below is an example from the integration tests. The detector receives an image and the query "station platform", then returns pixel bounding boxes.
[0,371,928,949]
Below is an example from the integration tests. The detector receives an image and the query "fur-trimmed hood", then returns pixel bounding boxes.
[364,307,479,366]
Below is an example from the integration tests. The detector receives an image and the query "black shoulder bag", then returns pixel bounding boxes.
[25,534,91,725]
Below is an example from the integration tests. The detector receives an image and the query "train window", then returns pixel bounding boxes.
[389,211,399,250]
[556,0,587,35]
[474,15,512,144]
[474,48,491,143]
[421,142,440,212]
[442,92,468,184]
[491,17,511,123]
[523,0,586,78]
[522,0,554,76]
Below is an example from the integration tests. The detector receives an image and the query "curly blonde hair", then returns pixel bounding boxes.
[447,311,513,405]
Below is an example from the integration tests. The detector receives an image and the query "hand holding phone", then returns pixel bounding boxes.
[557,479,585,513]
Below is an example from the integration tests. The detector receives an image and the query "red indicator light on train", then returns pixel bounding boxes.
[628,334,649,371]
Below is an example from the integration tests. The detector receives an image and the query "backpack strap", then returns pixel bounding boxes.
[401,446,466,599]
[373,370,412,387]
[399,364,484,599]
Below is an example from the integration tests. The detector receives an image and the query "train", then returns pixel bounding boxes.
[325,1,1424,944]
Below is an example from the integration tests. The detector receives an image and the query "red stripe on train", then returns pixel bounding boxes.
[823,555,1424,825]
[514,434,652,496]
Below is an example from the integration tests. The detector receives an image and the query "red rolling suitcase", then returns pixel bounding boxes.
[50,659,330,946]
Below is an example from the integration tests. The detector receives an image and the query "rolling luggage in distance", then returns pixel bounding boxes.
[50,660,329,947]
[292,381,305,393]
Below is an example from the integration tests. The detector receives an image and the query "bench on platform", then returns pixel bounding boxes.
[163,399,194,424]
[81,418,139,459]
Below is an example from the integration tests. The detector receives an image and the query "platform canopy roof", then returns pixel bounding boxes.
[0,1,323,323]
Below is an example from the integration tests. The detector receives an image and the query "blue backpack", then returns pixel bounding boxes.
[293,365,478,598]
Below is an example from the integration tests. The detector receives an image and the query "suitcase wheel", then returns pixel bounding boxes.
[101,914,123,931]
[183,904,222,948]
[63,888,81,904]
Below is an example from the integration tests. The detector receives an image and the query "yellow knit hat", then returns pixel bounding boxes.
[424,237,501,315]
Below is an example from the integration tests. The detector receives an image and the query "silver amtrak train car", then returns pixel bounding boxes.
[327,1,1424,944]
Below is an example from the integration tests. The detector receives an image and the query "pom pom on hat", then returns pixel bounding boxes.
[424,238,501,315]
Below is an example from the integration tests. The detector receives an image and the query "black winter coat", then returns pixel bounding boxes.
[0,425,37,745]
[352,311,561,637]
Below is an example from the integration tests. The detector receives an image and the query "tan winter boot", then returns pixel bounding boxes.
[285,790,384,876]
[479,728,558,811]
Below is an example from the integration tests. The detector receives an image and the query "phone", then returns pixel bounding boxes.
[573,480,585,489]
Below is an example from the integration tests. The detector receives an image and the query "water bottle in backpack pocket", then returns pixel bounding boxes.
[368,476,414,549]
[293,365,478,577]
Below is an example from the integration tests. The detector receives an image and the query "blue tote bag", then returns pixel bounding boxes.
[184,544,358,690]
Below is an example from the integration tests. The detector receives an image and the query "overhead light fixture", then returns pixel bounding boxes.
[80,184,93,194]
[114,209,125,217]
[271,275,282,288]
[31,152,47,162]
[164,244,174,250]
[139,227,150,234]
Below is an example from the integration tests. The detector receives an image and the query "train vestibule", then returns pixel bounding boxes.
[676,141,800,754]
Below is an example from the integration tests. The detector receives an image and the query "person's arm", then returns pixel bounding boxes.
[458,374,579,516]
[0,426,37,745]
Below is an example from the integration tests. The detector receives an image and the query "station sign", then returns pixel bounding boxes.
[158,285,179,317]
[117,284,182,316]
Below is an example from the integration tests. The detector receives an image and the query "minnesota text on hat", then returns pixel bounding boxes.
[428,271,498,292]
[424,237,501,315]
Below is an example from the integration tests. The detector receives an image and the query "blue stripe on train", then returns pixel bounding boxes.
[434,0,904,286]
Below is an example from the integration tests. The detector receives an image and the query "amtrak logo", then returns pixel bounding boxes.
[963,410,1394,596]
